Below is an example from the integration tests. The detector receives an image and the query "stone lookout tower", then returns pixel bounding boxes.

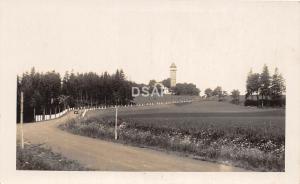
[170,63,177,87]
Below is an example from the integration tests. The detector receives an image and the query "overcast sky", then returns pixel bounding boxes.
[1,1,299,95]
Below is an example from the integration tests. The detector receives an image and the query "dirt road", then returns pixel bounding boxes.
[17,112,247,171]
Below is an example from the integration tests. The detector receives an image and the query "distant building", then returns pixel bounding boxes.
[170,63,177,87]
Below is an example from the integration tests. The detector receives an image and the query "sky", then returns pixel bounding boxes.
[1,1,299,95]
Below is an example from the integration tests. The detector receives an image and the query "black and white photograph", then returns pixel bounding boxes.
[0,0,300,184]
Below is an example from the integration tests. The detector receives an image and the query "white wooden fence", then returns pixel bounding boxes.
[34,99,194,122]
[35,108,75,122]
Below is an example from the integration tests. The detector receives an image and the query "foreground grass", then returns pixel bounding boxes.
[17,143,89,170]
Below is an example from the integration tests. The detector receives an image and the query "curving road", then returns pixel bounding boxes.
[17,111,247,171]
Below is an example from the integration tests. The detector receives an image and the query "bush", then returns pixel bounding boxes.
[244,99,285,107]
[231,99,240,105]
[244,100,259,107]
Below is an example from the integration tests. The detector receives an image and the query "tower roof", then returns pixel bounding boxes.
[170,62,176,68]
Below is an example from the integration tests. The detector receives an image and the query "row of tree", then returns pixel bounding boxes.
[203,65,286,107]
[246,65,285,107]
[204,86,241,104]
[17,68,134,122]
[204,86,228,100]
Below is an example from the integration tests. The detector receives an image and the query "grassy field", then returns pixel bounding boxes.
[133,94,200,105]
[60,101,285,171]
[17,143,90,170]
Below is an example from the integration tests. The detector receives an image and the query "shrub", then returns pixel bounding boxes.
[244,100,259,107]
[244,99,285,107]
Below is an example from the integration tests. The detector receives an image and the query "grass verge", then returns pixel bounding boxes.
[16,143,90,170]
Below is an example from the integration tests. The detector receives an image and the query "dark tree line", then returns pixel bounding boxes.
[245,65,285,107]
[17,68,134,123]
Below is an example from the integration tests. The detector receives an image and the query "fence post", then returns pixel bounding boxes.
[115,106,118,140]
[20,91,24,149]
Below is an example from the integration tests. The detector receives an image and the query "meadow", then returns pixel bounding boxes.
[60,101,285,171]
[133,94,200,105]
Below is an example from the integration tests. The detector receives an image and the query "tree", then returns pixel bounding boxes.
[161,78,171,88]
[173,83,200,96]
[231,89,240,104]
[204,88,213,98]
[260,64,271,107]
[212,86,222,100]
[31,90,42,118]
[20,69,35,122]
[246,70,260,102]
[246,69,254,99]
[148,80,157,87]
[270,68,286,100]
